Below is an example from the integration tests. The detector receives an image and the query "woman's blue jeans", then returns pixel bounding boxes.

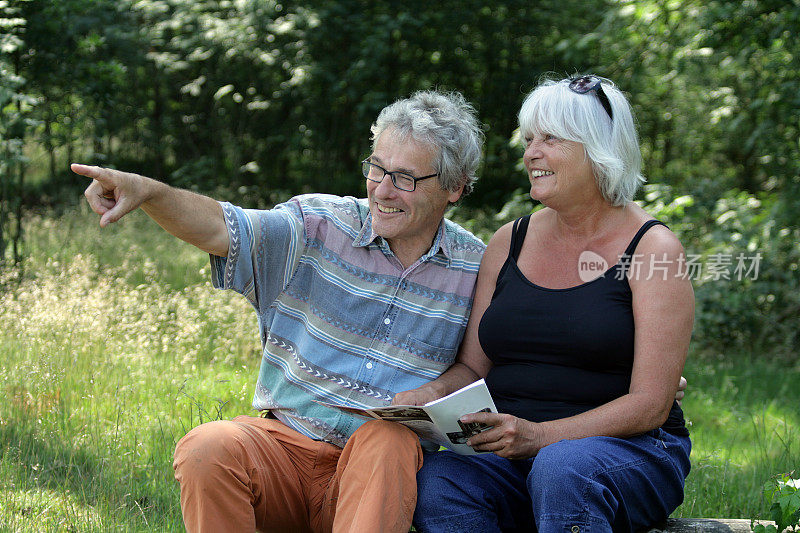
[414,429,691,533]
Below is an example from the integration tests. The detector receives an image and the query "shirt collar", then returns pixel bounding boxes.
[353,211,452,261]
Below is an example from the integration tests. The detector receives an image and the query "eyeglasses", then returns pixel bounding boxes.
[568,75,614,121]
[361,159,438,192]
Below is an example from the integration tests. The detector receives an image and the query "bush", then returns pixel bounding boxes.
[641,185,800,357]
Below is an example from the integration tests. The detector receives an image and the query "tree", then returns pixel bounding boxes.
[1,0,35,267]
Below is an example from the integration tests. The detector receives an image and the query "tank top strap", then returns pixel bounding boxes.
[622,219,668,257]
[509,215,532,261]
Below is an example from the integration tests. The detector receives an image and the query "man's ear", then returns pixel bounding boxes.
[447,181,465,204]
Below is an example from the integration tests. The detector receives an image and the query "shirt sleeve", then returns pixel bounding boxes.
[209,200,305,313]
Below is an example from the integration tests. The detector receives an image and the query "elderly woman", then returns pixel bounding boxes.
[395,75,693,532]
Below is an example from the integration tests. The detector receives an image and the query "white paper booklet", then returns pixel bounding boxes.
[323,379,498,455]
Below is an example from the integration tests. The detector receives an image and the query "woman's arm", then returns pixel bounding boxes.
[624,225,694,427]
[391,222,514,405]
[463,224,694,459]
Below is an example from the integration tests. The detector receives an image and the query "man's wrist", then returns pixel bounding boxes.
[141,174,168,206]
[428,379,450,399]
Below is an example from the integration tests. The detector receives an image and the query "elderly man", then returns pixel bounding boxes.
[72,90,486,533]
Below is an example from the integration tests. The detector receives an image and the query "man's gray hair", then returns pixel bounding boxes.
[518,76,645,206]
[371,90,484,198]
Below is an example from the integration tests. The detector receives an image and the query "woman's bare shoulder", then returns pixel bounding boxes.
[483,220,514,266]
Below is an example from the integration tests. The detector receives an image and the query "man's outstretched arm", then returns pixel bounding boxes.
[73,164,229,257]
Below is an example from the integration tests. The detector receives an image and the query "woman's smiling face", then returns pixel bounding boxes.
[523,133,598,207]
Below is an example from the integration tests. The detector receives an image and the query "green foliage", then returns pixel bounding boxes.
[640,184,800,355]
[5,0,800,356]
[0,0,35,265]
[598,1,800,225]
[12,0,616,200]
[11,0,800,211]
[752,473,800,533]
[448,187,538,243]
[19,0,134,185]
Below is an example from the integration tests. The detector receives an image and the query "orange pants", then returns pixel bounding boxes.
[172,416,423,533]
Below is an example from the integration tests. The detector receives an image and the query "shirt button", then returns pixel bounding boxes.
[383,318,391,325]
[366,362,373,369]
[571,526,580,533]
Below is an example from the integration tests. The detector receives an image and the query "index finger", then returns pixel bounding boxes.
[71,163,103,179]
[71,164,119,187]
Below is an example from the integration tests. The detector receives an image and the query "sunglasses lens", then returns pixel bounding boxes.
[569,76,598,94]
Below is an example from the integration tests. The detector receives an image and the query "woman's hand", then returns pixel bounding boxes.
[461,411,544,460]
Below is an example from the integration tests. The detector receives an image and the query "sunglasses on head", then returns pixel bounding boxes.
[568,75,613,121]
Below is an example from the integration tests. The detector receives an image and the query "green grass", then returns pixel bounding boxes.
[1,207,798,530]
[678,355,800,518]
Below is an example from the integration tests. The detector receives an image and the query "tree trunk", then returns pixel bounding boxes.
[152,68,164,179]
[44,99,56,184]
[0,146,8,265]
[13,157,24,268]
[13,51,25,268]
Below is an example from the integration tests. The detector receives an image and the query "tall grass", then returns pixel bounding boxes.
[1,207,258,531]
[1,206,798,530]
[678,355,799,518]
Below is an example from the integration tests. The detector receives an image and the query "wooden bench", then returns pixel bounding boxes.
[645,518,775,532]
[414,518,773,532]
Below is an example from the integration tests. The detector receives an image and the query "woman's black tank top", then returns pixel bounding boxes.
[480,215,688,435]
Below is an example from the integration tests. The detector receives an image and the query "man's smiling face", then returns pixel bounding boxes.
[366,128,462,267]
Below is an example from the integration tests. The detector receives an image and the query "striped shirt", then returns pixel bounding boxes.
[210,194,485,446]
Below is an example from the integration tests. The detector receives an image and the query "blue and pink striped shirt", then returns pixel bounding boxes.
[210,194,485,446]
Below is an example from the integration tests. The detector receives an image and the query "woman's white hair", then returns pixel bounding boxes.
[371,90,484,198]
[518,75,644,206]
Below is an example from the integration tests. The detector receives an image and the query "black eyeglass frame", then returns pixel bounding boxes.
[568,75,614,121]
[361,159,438,192]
